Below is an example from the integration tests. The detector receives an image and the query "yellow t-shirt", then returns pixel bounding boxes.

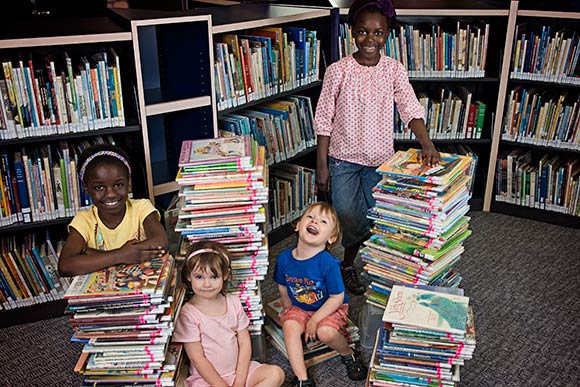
[68,199,159,251]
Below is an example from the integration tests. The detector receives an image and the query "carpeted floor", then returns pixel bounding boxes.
[1,211,579,386]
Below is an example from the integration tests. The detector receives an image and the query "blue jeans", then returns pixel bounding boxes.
[329,157,381,248]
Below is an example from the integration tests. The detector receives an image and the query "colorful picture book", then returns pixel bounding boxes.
[64,254,172,298]
[382,285,469,335]
[377,149,472,186]
[178,135,254,167]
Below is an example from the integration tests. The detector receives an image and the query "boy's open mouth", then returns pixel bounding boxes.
[307,225,319,235]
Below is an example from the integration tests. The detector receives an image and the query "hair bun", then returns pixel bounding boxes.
[376,0,395,18]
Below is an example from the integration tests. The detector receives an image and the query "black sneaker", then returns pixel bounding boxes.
[341,266,366,295]
[341,350,368,381]
[292,377,316,387]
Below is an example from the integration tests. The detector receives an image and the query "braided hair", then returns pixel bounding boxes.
[348,0,397,28]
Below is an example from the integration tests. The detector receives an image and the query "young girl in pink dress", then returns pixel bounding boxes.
[173,240,285,387]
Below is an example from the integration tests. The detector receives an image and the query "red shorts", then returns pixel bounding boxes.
[279,304,349,333]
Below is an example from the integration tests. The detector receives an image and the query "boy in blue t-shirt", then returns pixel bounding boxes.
[274,202,367,387]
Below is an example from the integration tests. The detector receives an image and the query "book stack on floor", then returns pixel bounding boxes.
[362,149,476,309]
[264,297,360,368]
[65,254,188,387]
[367,285,476,387]
[174,135,269,336]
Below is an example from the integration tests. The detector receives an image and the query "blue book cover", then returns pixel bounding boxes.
[0,266,16,302]
[283,27,307,86]
[23,250,48,294]
[31,246,55,291]
[13,152,32,222]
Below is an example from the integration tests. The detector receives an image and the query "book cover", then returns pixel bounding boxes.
[383,285,469,335]
[178,135,254,167]
[377,149,472,186]
[64,254,172,299]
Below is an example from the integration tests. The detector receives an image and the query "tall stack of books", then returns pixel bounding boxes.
[174,135,269,336]
[65,254,188,387]
[368,285,476,387]
[362,149,475,308]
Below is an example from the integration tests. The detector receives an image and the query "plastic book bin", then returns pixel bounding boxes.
[358,302,384,349]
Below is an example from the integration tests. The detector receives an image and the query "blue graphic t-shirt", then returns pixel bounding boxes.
[273,248,347,311]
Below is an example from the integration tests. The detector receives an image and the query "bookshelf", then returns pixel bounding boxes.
[116,4,335,232]
[485,0,580,228]
[0,14,149,317]
[210,4,334,235]
[120,10,216,202]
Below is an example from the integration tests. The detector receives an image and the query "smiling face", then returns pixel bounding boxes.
[295,204,340,250]
[83,162,130,221]
[352,9,389,66]
[189,266,227,300]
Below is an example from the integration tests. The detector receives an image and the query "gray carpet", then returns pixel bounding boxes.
[1,211,579,386]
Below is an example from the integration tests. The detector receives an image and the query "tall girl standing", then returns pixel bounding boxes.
[314,0,440,294]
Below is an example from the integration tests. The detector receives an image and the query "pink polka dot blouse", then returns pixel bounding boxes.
[314,54,425,167]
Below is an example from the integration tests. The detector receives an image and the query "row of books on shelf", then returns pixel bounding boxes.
[511,24,580,85]
[339,22,490,78]
[0,135,117,227]
[502,87,580,149]
[268,163,316,232]
[495,150,580,216]
[418,87,486,140]
[0,233,70,310]
[218,94,316,165]
[0,49,125,140]
[393,96,486,141]
[214,27,321,111]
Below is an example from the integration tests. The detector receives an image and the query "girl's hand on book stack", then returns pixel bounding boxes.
[419,145,440,167]
[120,239,166,263]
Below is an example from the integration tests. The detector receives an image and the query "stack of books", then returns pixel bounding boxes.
[65,254,188,387]
[264,298,360,368]
[368,285,476,387]
[363,149,476,308]
[175,135,269,335]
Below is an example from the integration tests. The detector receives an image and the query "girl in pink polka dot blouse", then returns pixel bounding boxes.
[314,0,440,295]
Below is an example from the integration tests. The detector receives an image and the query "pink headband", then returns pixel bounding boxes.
[187,248,230,263]
[79,150,132,182]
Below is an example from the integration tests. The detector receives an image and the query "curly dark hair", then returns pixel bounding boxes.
[348,0,397,28]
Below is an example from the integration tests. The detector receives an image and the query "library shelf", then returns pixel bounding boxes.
[491,201,580,229]
[0,125,141,146]
[0,299,68,328]
[485,1,580,225]
[0,218,73,236]
[218,81,324,116]
[0,12,148,317]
